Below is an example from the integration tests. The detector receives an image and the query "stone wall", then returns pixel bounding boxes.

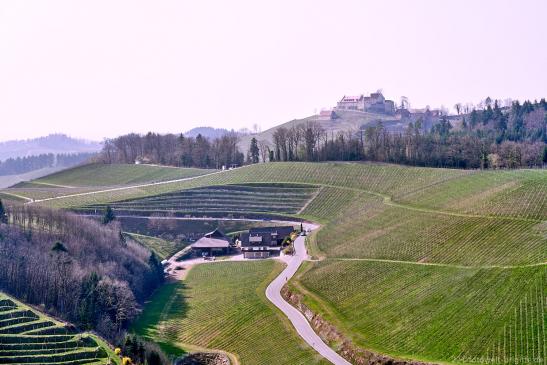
[176,352,230,365]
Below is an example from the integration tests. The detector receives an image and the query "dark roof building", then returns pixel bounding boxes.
[191,229,231,256]
[240,226,295,259]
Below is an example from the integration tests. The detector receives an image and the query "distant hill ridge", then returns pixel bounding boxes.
[184,127,232,139]
[0,134,102,161]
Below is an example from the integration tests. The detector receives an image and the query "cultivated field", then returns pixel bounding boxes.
[132,261,328,365]
[294,260,546,365]
[0,292,117,365]
[6,161,546,365]
[397,169,547,220]
[82,183,318,217]
[312,192,547,266]
[35,163,215,187]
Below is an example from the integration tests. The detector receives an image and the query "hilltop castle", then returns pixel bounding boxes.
[335,92,396,115]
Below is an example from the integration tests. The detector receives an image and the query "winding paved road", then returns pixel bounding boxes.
[265,223,352,365]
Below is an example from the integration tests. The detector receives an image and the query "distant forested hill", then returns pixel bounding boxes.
[183,126,231,139]
[0,133,102,160]
[0,152,95,176]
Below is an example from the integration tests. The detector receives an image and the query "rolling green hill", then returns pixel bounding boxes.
[5,161,546,365]
[81,183,318,217]
[34,163,215,187]
[0,292,118,365]
[132,260,328,365]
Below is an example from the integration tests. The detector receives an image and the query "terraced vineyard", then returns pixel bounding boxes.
[132,261,327,365]
[0,293,117,365]
[82,183,318,217]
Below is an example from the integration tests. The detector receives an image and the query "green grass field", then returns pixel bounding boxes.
[82,183,318,217]
[0,292,118,365]
[132,261,328,365]
[35,163,215,187]
[294,260,546,365]
[20,162,471,208]
[311,192,547,266]
[397,169,547,220]
[12,161,546,365]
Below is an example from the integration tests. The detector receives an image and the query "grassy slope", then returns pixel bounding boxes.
[35,162,471,208]
[295,261,546,365]
[26,162,547,364]
[125,233,185,260]
[0,292,119,365]
[397,169,547,220]
[310,192,547,266]
[82,183,318,217]
[0,166,68,189]
[292,169,547,364]
[35,163,215,187]
[132,261,328,365]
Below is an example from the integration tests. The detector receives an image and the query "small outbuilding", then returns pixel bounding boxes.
[191,229,231,257]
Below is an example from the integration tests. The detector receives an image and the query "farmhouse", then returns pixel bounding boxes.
[239,226,295,259]
[190,229,232,256]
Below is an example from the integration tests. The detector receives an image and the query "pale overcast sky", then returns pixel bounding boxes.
[0,0,546,141]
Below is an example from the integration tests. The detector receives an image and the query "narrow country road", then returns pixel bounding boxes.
[164,219,351,365]
[265,223,352,365]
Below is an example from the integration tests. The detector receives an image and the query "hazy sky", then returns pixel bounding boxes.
[1,0,546,142]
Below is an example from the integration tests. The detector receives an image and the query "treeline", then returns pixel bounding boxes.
[100,132,244,168]
[0,152,95,176]
[250,99,547,168]
[0,203,164,341]
[466,99,547,142]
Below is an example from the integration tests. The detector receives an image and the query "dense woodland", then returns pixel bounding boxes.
[0,203,164,342]
[97,99,546,170]
[0,152,95,176]
[100,132,244,168]
[261,99,547,168]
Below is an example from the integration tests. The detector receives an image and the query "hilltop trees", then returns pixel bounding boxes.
[265,99,545,169]
[99,99,545,169]
[101,132,244,169]
[0,152,94,176]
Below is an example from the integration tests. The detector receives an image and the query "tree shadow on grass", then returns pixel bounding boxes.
[131,281,191,357]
